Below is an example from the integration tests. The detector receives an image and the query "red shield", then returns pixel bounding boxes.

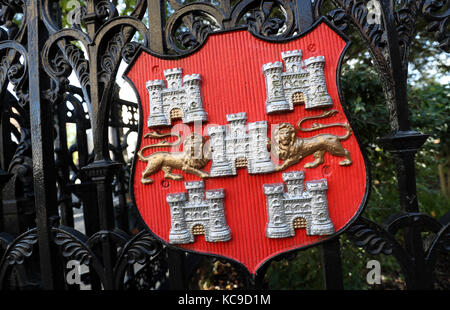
[126,20,369,275]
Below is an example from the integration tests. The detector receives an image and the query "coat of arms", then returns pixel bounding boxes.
[125,19,369,275]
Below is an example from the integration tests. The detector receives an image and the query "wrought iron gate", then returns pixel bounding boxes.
[0,0,448,290]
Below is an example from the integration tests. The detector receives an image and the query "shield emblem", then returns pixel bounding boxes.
[125,19,369,275]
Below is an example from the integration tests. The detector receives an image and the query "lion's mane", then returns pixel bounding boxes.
[274,122,297,161]
[181,133,210,169]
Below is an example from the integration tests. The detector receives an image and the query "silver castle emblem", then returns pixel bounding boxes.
[262,50,333,114]
[167,181,231,244]
[263,171,335,238]
[207,112,275,177]
[146,67,208,127]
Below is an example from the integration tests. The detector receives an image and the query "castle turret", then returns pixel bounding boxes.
[248,121,275,174]
[226,113,247,137]
[208,113,277,177]
[184,181,205,205]
[146,80,170,127]
[147,67,208,127]
[226,113,249,160]
[164,68,183,89]
[166,182,232,245]
[281,50,305,73]
[262,62,290,114]
[304,56,333,109]
[167,193,192,244]
[205,189,231,242]
[264,183,291,238]
[282,171,305,197]
[183,74,208,123]
[208,125,234,177]
[305,179,334,235]
[262,51,335,114]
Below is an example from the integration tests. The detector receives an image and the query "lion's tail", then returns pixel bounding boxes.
[297,110,352,141]
[137,146,151,161]
[337,122,352,141]
[137,131,181,161]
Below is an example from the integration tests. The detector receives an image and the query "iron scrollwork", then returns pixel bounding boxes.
[422,0,450,52]
[0,229,37,289]
[346,213,450,289]
[165,0,297,53]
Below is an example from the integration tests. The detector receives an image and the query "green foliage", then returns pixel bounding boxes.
[265,249,323,290]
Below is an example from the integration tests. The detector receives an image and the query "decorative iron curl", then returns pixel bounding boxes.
[53,226,93,266]
[165,3,223,54]
[425,222,450,266]
[0,0,26,41]
[231,0,295,37]
[95,17,150,87]
[0,41,29,110]
[0,0,24,11]
[346,216,417,285]
[422,0,450,52]
[95,0,119,24]
[165,0,296,54]
[42,30,92,102]
[118,231,161,266]
[42,16,149,161]
[0,42,28,83]
[348,213,450,287]
[1,229,37,266]
[51,225,106,286]
[347,217,395,255]
[0,229,37,289]
[0,232,13,253]
[395,0,420,63]
[315,0,386,48]
[86,229,130,251]
[122,42,141,64]
[113,231,163,289]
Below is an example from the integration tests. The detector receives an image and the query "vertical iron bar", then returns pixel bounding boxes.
[167,249,188,289]
[85,1,109,162]
[0,169,11,233]
[0,93,14,234]
[377,0,431,289]
[379,0,410,132]
[393,150,422,213]
[56,104,74,228]
[0,93,14,172]
[109,99,129,232]
[404,225,433,289]
[147,0,167,54]
[80,0,121,290]
[293,0,314,33]
[26,0,62,289]
[82,163,121,290]
[320,237,344,290]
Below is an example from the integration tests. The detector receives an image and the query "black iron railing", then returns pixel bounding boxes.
[0,0,448,290]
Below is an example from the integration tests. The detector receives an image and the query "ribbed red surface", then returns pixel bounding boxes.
[127,22,367,274]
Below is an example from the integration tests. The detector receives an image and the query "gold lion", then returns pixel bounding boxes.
[272,111,353,171]
[137,132,210,184]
